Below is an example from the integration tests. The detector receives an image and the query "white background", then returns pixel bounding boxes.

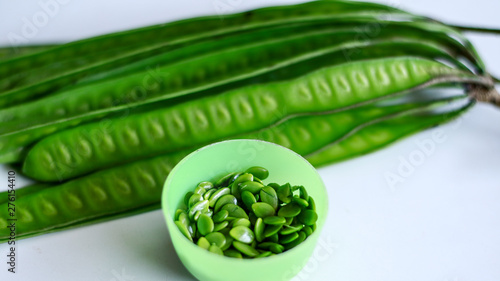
[0,0,499,280]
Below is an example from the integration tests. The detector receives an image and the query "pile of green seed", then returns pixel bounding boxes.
[174,166,318,258]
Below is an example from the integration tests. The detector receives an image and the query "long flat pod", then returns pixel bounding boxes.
[0,93,466,242]
[0,1,408,90]
[0,38,475,163]
[22,57,487,181]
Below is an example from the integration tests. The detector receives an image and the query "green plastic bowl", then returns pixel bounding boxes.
[162,139,328,281]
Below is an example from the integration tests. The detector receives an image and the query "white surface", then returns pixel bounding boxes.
[1,0,500,280]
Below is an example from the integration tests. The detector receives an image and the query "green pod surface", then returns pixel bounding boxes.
[0,35,476,163]
[22,57,482,181]
[0,0,409,101]
[0,92,469,242]
[0,44,58,61]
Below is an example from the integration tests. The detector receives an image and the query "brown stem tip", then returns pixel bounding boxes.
[469,85,500,107]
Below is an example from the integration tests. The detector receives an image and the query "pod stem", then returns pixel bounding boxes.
[450,24,500,35]
[469,85,500,107]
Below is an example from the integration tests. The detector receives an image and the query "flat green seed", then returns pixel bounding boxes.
[233,173,253,186]
[232,218,251,228]
[308,197,316,211]
[203,189,216,200]
[284,217,293,225]
[189,200,209,219]
[267,183,280,191]
[299,185,309,201]
[189,222,197,238]
[248,212,258,226]
[184,191,194,206]
[277,183,292,203]
[178,212,189,228]
[252,202,275,218]
[254,218,265,242]
[303,226,313,236]
[263,216,286,225]
[188,193,203,208]
[260,186,278,210]
[214,221,229,232]
[268,233,279,243]
[264,224,283,238]
[269,244,284,254]
[278,203,302,218]
[245,166,269,180]
[253,177,264,185]
[204,209,213,218]
[222,235,233,251]
[256,251,273,258]
[233,241,259,258]
[230,226,255,244]
[283,231,306,250]
[221,204,249,219]
[227,172,243,186]
[174,221,192,242]
[224,249,243,258]
[257,242,280,249]
[240,181,264,194]
[312,224,317,232]
[209,187,230,207]
[175,209,184,220]
[197,214,214,236]
[279,232,299,244]
[214,194,237,213]
[194,210,202,221]
[279,224,304,235]
[209,245,224,256]
[197,237,210,250]
[194,185,206,196]
[205,232,226,249]
[198,181,214,190]
[297,209,318,225]
[230,182,241,200]
[215,172,238,187]
[292,196,309,208]
[241,191,257,210]
[213,210,229,223]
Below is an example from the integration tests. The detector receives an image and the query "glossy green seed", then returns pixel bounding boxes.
[263,216,286,225]
[208,187,230,207]
[198,181,214,190]
[189,222,197,238]
[233,241,259,258]
[205,232,226,249]
[175,209,184,220]
[232,218,251,228]
[215,172,238,187]
[253,177,264,185]
[197,214,214,236]
[221,204,249,219]
[297,209,318,225]
[279,232,299,244]
[303,226,313,236]
[197,237,210,250]
[256,251,273,258]
[175,221,192,242]
[280,224,304,235]
[240,181,264,194]
[178,212,189,227]
[221,235,233,251]
[213,210,229,223]
[241,191,257,210]
[189,200,209,219]
[184,191,194,206]
[229,226,255,244]
[232,173,253,187]
[245,166,269,180]
[260,186,278,210]
[312,224,317,232]
[264,224,282,237]
[252,202,275,218]
[283,231,306,250]
[254,218,265,242]
[224,249,243,258]
[230,182,241,200]
[299,185,309,201]
[268,233,279,243]
[227,172,243,186]
[292,196,309,208]
[277,183,292,203]
[203,188,216,200]
[213,221,229,232]
[284,217,293,225]
[209,244,224,256]
[194,210,202,221]
[194,185,206,196]
[214,194,237,213]
[308,197,316,211]
[277,203,302,217]
[204,209,213,217]
[188,193,203,208]
[269,244,284,254]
